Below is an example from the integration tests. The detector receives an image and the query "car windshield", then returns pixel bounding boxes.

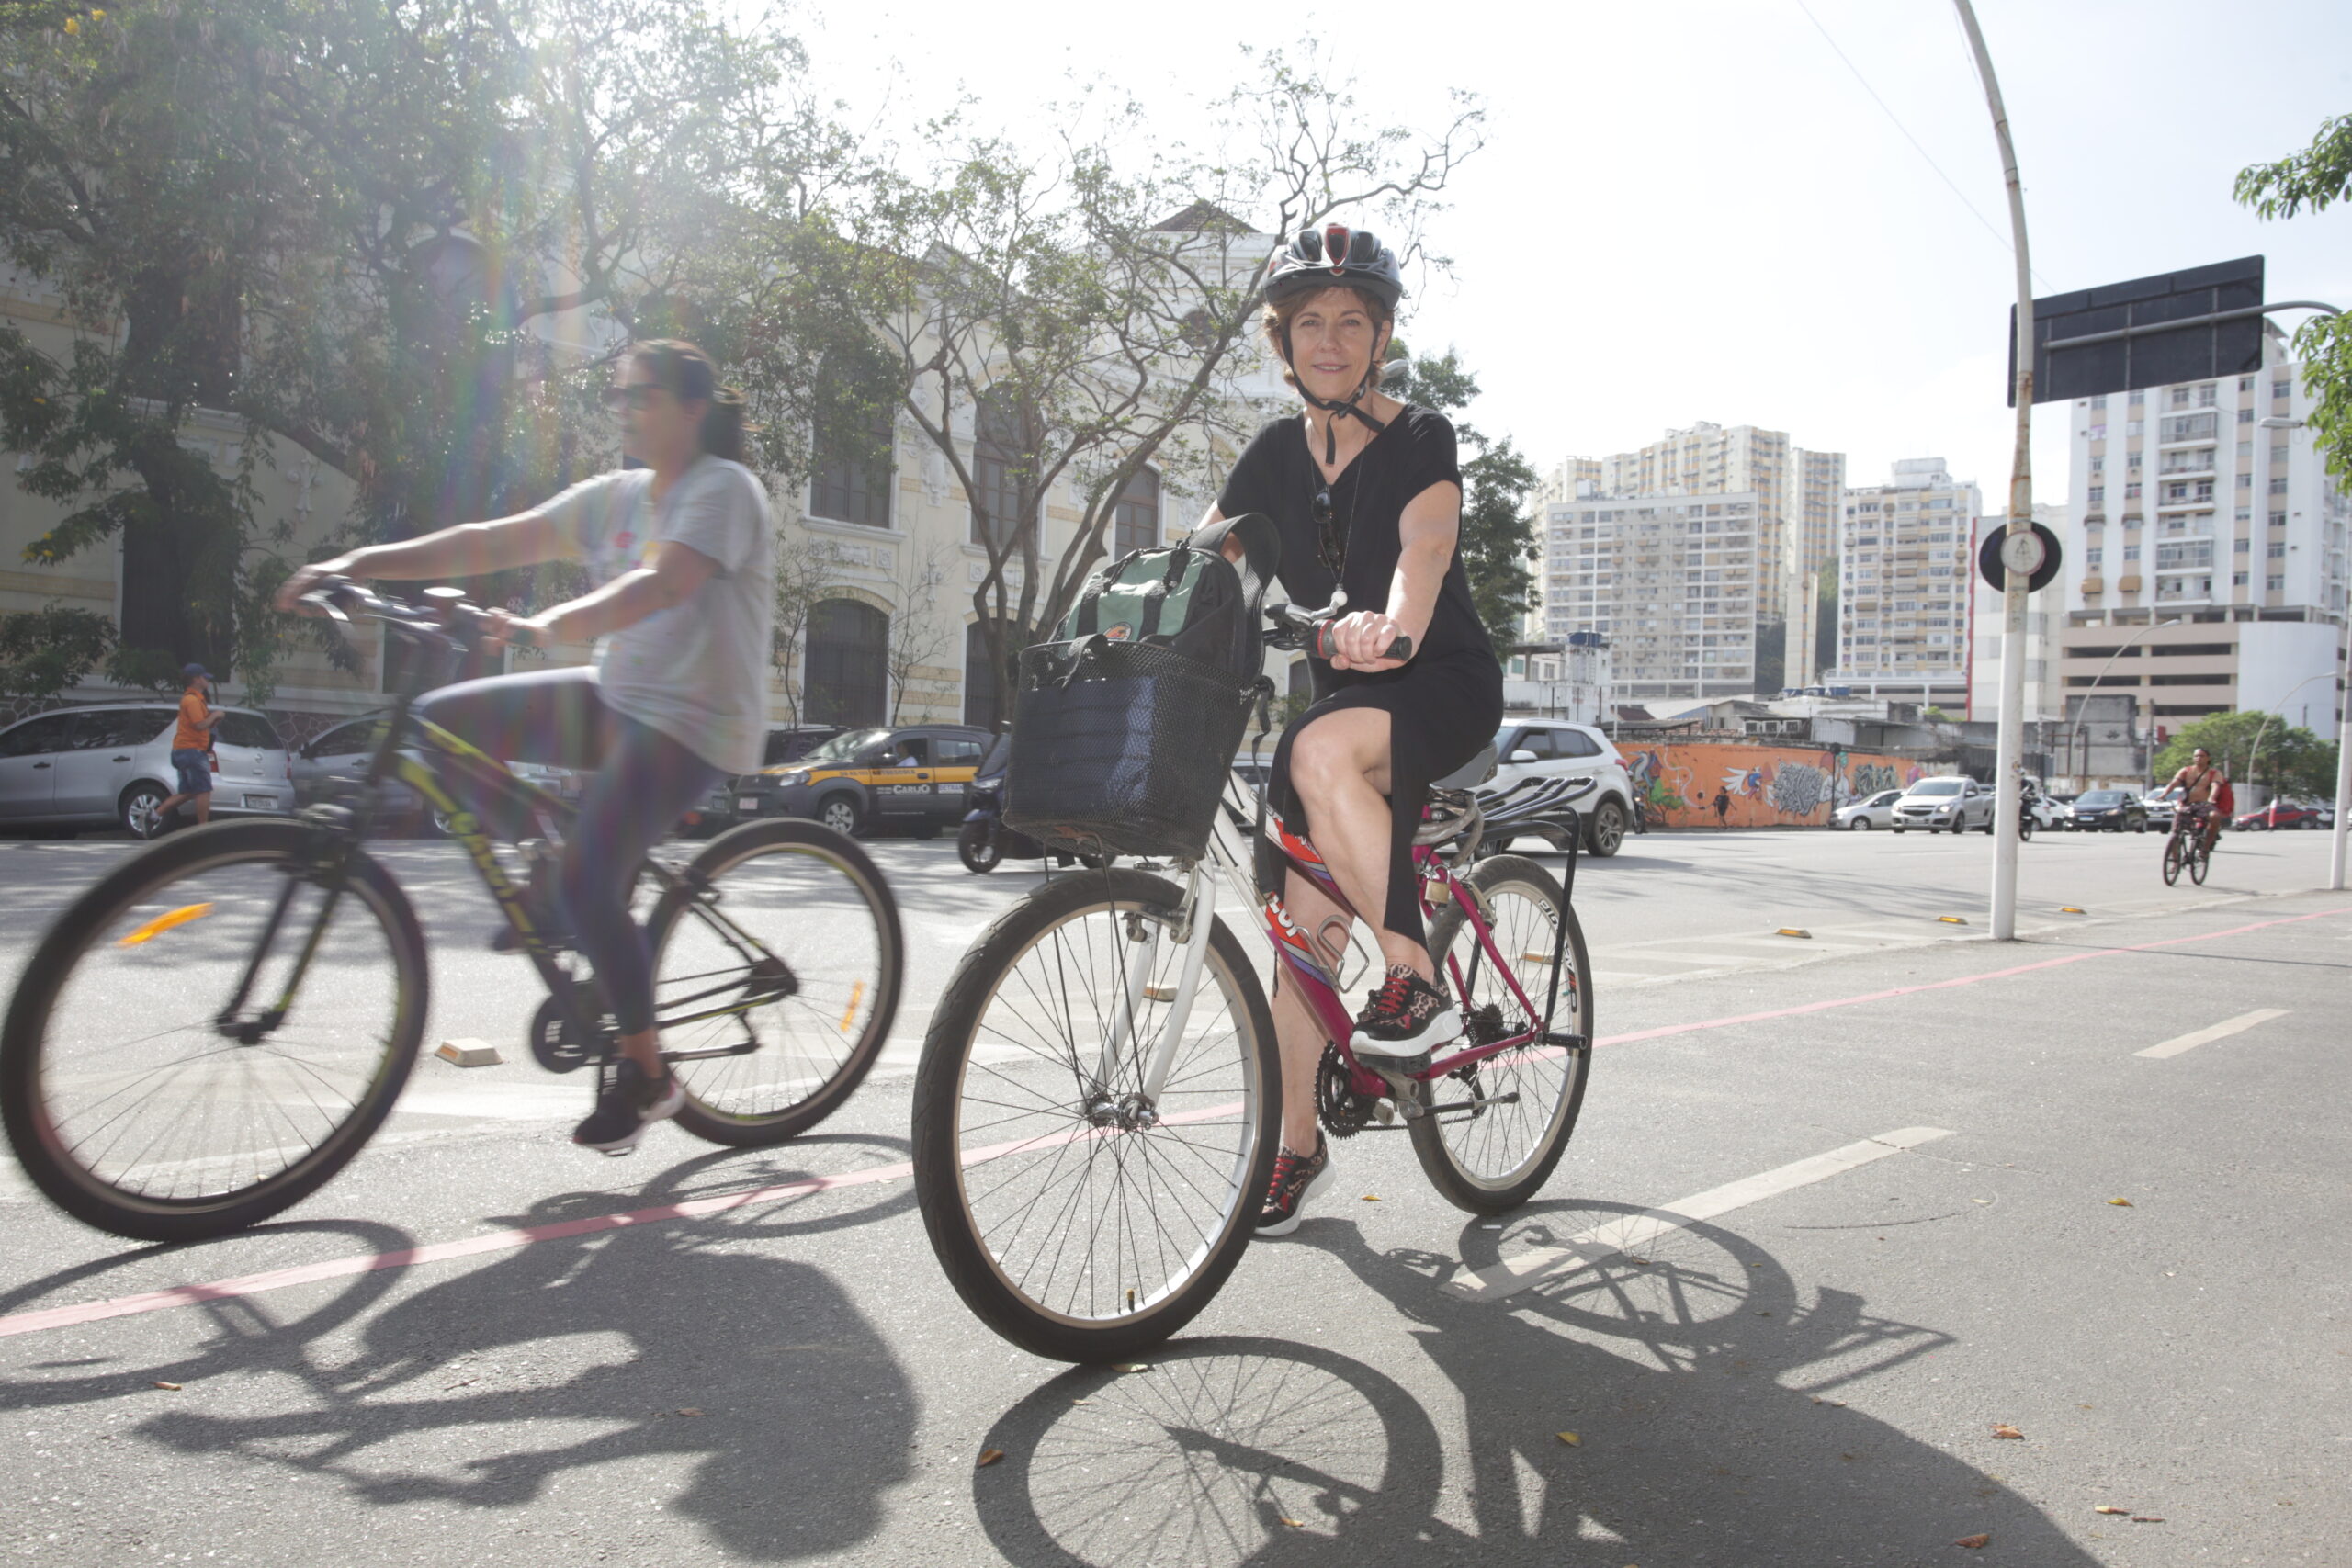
[799,728,888,765]
[1909,779,1964,797]
[2080,790,2126,805]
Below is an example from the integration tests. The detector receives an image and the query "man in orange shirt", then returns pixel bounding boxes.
[152,663,220,837]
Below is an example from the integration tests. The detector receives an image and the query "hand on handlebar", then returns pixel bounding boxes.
[277,561,356,615]
[1319,609,1415,671]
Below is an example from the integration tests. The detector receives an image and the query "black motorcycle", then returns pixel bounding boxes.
[956,738,1106,874]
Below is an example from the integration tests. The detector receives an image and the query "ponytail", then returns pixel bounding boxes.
[627,338,752,463]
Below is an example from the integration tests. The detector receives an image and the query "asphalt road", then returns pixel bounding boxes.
[1,825,2345,1567]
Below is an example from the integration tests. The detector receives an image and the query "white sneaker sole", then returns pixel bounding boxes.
[1350,1008,1462,1058]
[574,1077,685,1156]
[1256,1154,1337,1238]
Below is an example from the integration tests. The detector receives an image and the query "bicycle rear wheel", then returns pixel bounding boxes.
[644,818,901,1147]
[2162,836,2184,886]
[911,869,1278,1362]
[2189,839,2211,886]
[1409,854,1593,1215]
[1,822,425,1241]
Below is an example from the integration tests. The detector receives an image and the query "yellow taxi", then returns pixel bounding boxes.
[737,724,990,838]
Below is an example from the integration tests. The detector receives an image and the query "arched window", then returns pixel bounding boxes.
[806,600,888,726]
[965,620,1012,730]
[808,374,894,528]
[971,393,1036,550]
[1113,467,1161,555]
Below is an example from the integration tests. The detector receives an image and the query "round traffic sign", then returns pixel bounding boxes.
[1977,521,2063,594]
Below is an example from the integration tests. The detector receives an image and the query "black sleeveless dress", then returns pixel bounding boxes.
[1217,407,1504,945]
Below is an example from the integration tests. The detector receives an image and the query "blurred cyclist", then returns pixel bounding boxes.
[2157,745,2227,854]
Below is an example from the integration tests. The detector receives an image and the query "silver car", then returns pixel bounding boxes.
[1835,787,1905,830]
[1889,776,1992,835]
[293,711,587,834]
[0,702,293,837]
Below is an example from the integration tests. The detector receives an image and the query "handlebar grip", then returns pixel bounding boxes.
[1312,626,1413,663]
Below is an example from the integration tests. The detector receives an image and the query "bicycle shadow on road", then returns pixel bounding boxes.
[964,1208,2104,1566]
[0,1137,921,1562]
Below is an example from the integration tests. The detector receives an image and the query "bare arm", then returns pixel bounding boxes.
[495,540,719,648]
[1329,479,1462,671]
[275,512,571,611]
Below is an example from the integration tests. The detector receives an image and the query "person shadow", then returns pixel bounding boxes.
[968,1203,2108,1567]
[4,1137,919,1563]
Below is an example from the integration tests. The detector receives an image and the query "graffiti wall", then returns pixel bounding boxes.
[1617,742,1943,829]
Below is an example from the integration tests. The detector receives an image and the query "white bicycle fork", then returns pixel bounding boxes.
[1091,863,1217,1105]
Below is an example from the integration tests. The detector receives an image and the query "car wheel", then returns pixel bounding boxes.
[1852,818,1871,830]
[817,795,862,838]
[119,783,168,840]
[1891,826,1905,834]
[428,807,458,839]
[1584,799,1626,858]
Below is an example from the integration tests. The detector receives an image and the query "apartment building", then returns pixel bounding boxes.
[1547,423,1844,688]
[1835,458,1982,704]
[2053,338,2348,734]
[1537,491,1761,703]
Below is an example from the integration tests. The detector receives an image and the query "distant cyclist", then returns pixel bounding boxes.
[277,340,776,1154]
[1200,224,1504,1235]
[2157,746,2228,855]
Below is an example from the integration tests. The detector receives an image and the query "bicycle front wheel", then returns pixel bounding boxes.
[2162,836,2184,886]
[911,869,1278,1363]
[644,818,902,1147]
[1410,854,1593,1214]
[2189,839,2211,886]
[0,822,426,1242]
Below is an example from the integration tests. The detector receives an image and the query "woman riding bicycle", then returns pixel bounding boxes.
[1203,224,1504,1235]
[277,340,775,1154]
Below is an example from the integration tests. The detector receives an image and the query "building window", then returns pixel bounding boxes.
[2272,379,2291,400]
[971,394,1036,549]
[2269,511,2287,528]
[2268,477,2289,494]
[2197,384,2217,407]
[808,400,894,528]
[2233,571,2249,586]
[805,599,888,726]
[2237,408,2255,424]
[2267,574,2284,591]
[2238,377,2254,393]
[2267,541,2286,558]
[1112,468,1161,555]
[2086,547,2104,566]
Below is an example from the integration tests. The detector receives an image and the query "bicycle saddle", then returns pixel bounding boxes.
[1430,745,1498,790]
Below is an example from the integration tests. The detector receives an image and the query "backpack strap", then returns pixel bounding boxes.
[1137,547,1193,640]
[1184,513,1282,603]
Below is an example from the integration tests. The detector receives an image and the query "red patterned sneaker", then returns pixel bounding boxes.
[1255,1135,1333,1237]
[1351,964,1460,1058]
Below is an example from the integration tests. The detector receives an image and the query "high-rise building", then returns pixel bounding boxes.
[1835,458,1983,701]
[1536,491,1761,702]
[1546,423,1844,689]
[2052,337,2347,735]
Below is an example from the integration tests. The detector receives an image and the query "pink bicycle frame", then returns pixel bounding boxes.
[1250,804,1560,1100]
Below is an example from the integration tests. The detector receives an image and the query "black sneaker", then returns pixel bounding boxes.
[1351,964,1460,1058]
[1256,1135,1333,1238]
[572,1059,684,1155]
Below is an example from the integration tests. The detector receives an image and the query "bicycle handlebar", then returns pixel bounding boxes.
[298,576,537,650]
[1263,603,1412,663]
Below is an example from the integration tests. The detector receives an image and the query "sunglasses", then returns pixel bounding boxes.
[601,384,664,412]
[1311,485,1345,578]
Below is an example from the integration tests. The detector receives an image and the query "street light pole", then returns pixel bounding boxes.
[1954,0,2033,940]
[2254,405,2351,891]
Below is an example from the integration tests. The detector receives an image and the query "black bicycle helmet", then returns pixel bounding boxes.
[1263,224,1406,460]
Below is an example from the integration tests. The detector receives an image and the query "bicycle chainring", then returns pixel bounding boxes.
[1316,1044,1383,1139]
[529,995,599,1074]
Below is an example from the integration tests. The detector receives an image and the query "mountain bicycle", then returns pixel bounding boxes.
[2161,802,2214,886]
[1,581,901,1243]
[910,602,1593,1362]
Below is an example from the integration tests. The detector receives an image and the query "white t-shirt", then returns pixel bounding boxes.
[536,457,775,773]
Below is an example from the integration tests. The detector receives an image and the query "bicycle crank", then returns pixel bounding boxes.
[529,995,600,1074]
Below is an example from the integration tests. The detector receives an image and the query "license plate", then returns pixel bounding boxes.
[737,796,760,812]
[242,794,275,809]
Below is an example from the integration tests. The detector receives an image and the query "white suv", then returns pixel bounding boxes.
[1484,720,1639,858]
[1890,776,1993,834]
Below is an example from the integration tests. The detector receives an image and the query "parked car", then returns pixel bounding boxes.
[1484,719,1637,857]
[2233,801,2324,831]
[2067,788,2148,833]
[2140,794,2177,831]
[295,711,585,834]
[1889,776,1992,834]
[0,702,292,837]
[735,723,989,838]
[1835,787,1905,830]
[691,725,844,836]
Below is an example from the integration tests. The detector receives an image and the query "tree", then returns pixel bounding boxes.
[0,604,114,700]
[2236,114,2352,483]
[2154,711,2337,799]
[1380,347,1538,643]
[769,53,1482,728]
[885,544,956,723]
[770,535,847,728]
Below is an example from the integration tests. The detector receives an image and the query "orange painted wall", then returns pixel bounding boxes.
[1616,742,1947,829]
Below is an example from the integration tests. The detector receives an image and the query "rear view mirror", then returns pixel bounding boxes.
[1510,750,1538,763]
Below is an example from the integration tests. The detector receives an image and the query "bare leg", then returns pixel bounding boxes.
[1287,708,1427,980]
[1272,865,1350,1153]
[192,791,211,826]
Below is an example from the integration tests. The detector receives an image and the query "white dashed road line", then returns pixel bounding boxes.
[1444,1126,1956,1305]
[2135,1008,2291,1059]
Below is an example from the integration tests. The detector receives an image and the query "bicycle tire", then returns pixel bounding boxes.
[911,868,1279,1363]
[1,821,426,1242]
[645,818,902,1148]
[2189,840,2211,886]
[2162,836,2184,886]
[1408,854,1593,1214]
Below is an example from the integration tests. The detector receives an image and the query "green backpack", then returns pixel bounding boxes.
[1048,515,1277,684]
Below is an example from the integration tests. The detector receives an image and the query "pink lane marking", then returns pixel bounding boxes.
[1592,904,2350,1048]
[0,1100,1249,1341]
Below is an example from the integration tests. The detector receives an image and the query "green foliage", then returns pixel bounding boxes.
[1381,346,1539,644]
[2154,710,2337,798]
[2235,114,2352,486]
[0,603,115,698]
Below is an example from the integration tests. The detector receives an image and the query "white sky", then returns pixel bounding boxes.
[790,0,2352,503]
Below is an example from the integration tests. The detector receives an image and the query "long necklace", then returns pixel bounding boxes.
[1307,412,1373,585]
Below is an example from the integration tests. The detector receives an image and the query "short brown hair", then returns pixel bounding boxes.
[627,339,750,463]
[1260,284,1395,394]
